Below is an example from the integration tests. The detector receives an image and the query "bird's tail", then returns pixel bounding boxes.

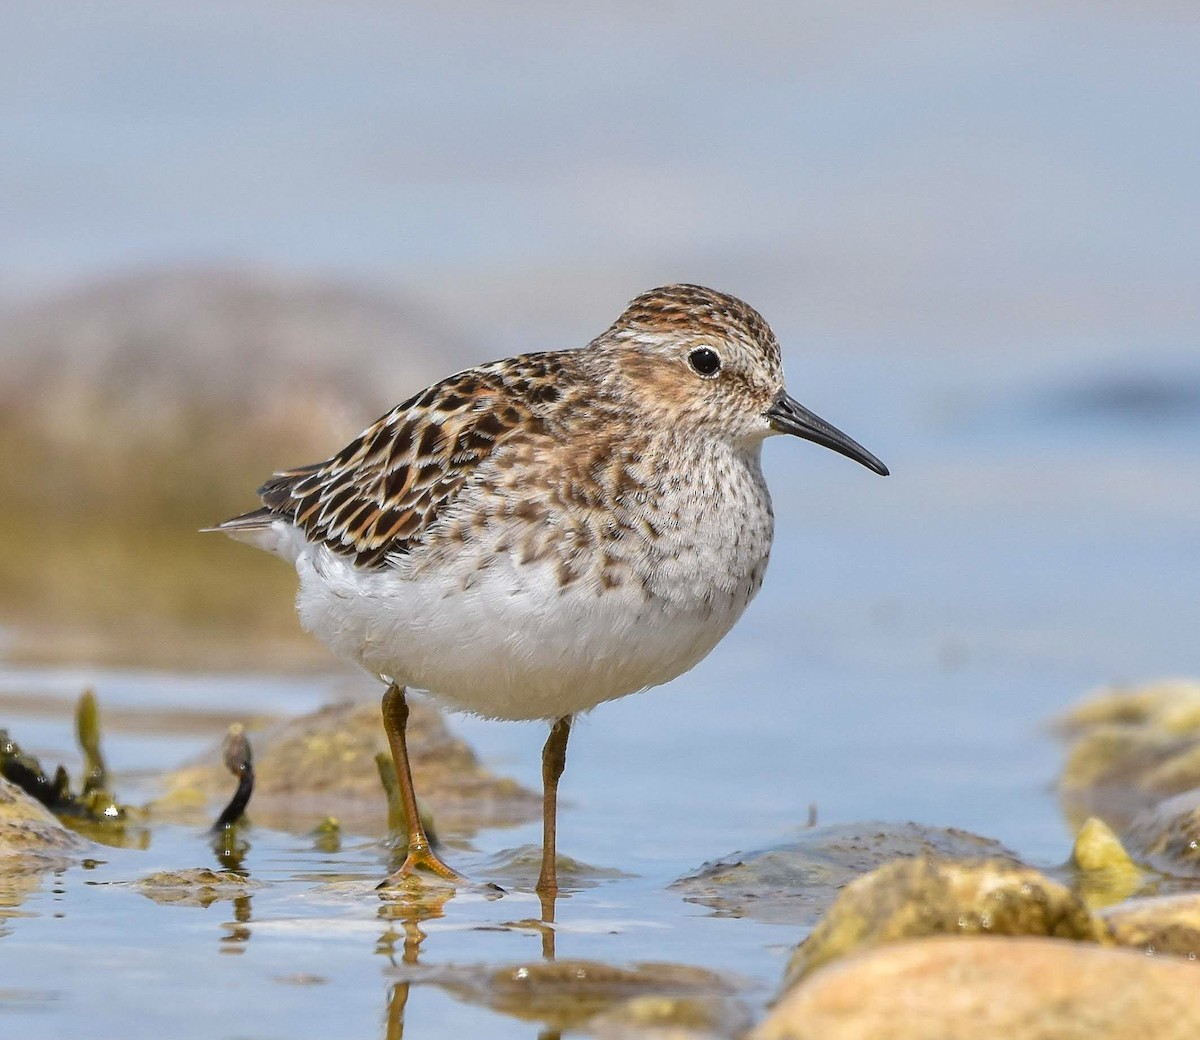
[202,508,302,562]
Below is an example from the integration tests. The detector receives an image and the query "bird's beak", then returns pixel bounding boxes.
[765,389,889,476]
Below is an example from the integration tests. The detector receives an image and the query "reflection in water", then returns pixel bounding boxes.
[211,825,250,872]
[538,889,560,963]
[378,882,457,1039]
[377,880,581,1039]
[0,868,48,940]
[375,872,740,1039]
[220,893,253,955]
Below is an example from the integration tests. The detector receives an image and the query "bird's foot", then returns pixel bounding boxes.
[377,844,466,890]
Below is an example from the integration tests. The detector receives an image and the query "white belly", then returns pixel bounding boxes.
[293,540,753,720]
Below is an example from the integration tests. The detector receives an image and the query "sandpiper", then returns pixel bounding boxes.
[211,284,888,892]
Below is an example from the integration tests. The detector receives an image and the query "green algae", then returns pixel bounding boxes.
[0,690,145,847]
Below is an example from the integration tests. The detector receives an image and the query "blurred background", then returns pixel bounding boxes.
[2,1,1200,812]
[3,4,1200,1037]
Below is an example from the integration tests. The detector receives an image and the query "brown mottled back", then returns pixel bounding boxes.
[220,284,791,569]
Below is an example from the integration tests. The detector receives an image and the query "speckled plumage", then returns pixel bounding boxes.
[215,284,887,721]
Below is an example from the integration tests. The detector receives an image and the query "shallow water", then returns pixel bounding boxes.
[4,343,1200,1038]
[3,2,1200,1036]
[4,340,1200,1036]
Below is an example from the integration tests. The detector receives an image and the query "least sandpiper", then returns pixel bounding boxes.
[211,284,888,892]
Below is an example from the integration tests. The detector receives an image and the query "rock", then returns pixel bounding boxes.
[0,265,474,667]
[1058,724,1193,827]
[1056,679,1200,737]
[423,960,738,1033]
[783,855,1103,987]
[1102,893,1200,959]
[756,936,1200,1040]
[1071,816,1138,874]
[672,822,1019,926]
[0,777,89,916]
[0,265,467,455]
[134,868,260,908]
[482,844,631,890]
[0,776,89,860]
[1124,790,1200,877]
[1056,680,1200,829]
[1068,816,1144,907]
[155,698,539,835]
[589,994,751,1040]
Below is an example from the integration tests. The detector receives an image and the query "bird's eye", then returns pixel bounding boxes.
[687,347,721,377]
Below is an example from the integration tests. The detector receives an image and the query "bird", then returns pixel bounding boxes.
[209,283,888,894]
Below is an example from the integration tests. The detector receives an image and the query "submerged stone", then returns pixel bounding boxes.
[756,936,1200,1040]
[589,993,752,1040]
[783,855,1102,988]
[423,960,738,1033]
[134,868,260,908]
[673,821,1019,927]
[483,844,632,891]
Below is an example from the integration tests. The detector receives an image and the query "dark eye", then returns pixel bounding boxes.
[687,347,721,377]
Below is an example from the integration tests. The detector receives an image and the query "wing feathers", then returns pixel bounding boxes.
[232,360,554,567]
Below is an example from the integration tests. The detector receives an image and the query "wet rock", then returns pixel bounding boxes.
[2,696,149,849]
[1068,816,1144,907]
[589,993,752,1040]
[783,855,1102,987]
[134,868,260,908]
[484,844,632,891]
[0,777,89,918]
[424,960,738,1033]
[756,936,1200,1040]
[1124,790,1200,877]
[1102,893,1200,958]
[0,776,89,860]
[1071,816,1138,874]
[673,821,1019,927]
[156,698,538,835]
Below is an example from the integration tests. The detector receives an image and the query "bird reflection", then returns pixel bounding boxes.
[377,877,567,1038]
[219,893,253,954]
[378,882,456,1039]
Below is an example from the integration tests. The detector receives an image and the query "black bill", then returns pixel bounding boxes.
[765,389,889,476]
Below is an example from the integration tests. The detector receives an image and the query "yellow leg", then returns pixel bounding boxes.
[536,715,572,896]
[380,684,463,884]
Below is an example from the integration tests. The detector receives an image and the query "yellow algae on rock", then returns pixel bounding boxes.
[783,855,1103,988]
[1069,816,1142,907]
[1056,679,1200,736]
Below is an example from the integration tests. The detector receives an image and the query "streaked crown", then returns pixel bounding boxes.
[597,283,787,442]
